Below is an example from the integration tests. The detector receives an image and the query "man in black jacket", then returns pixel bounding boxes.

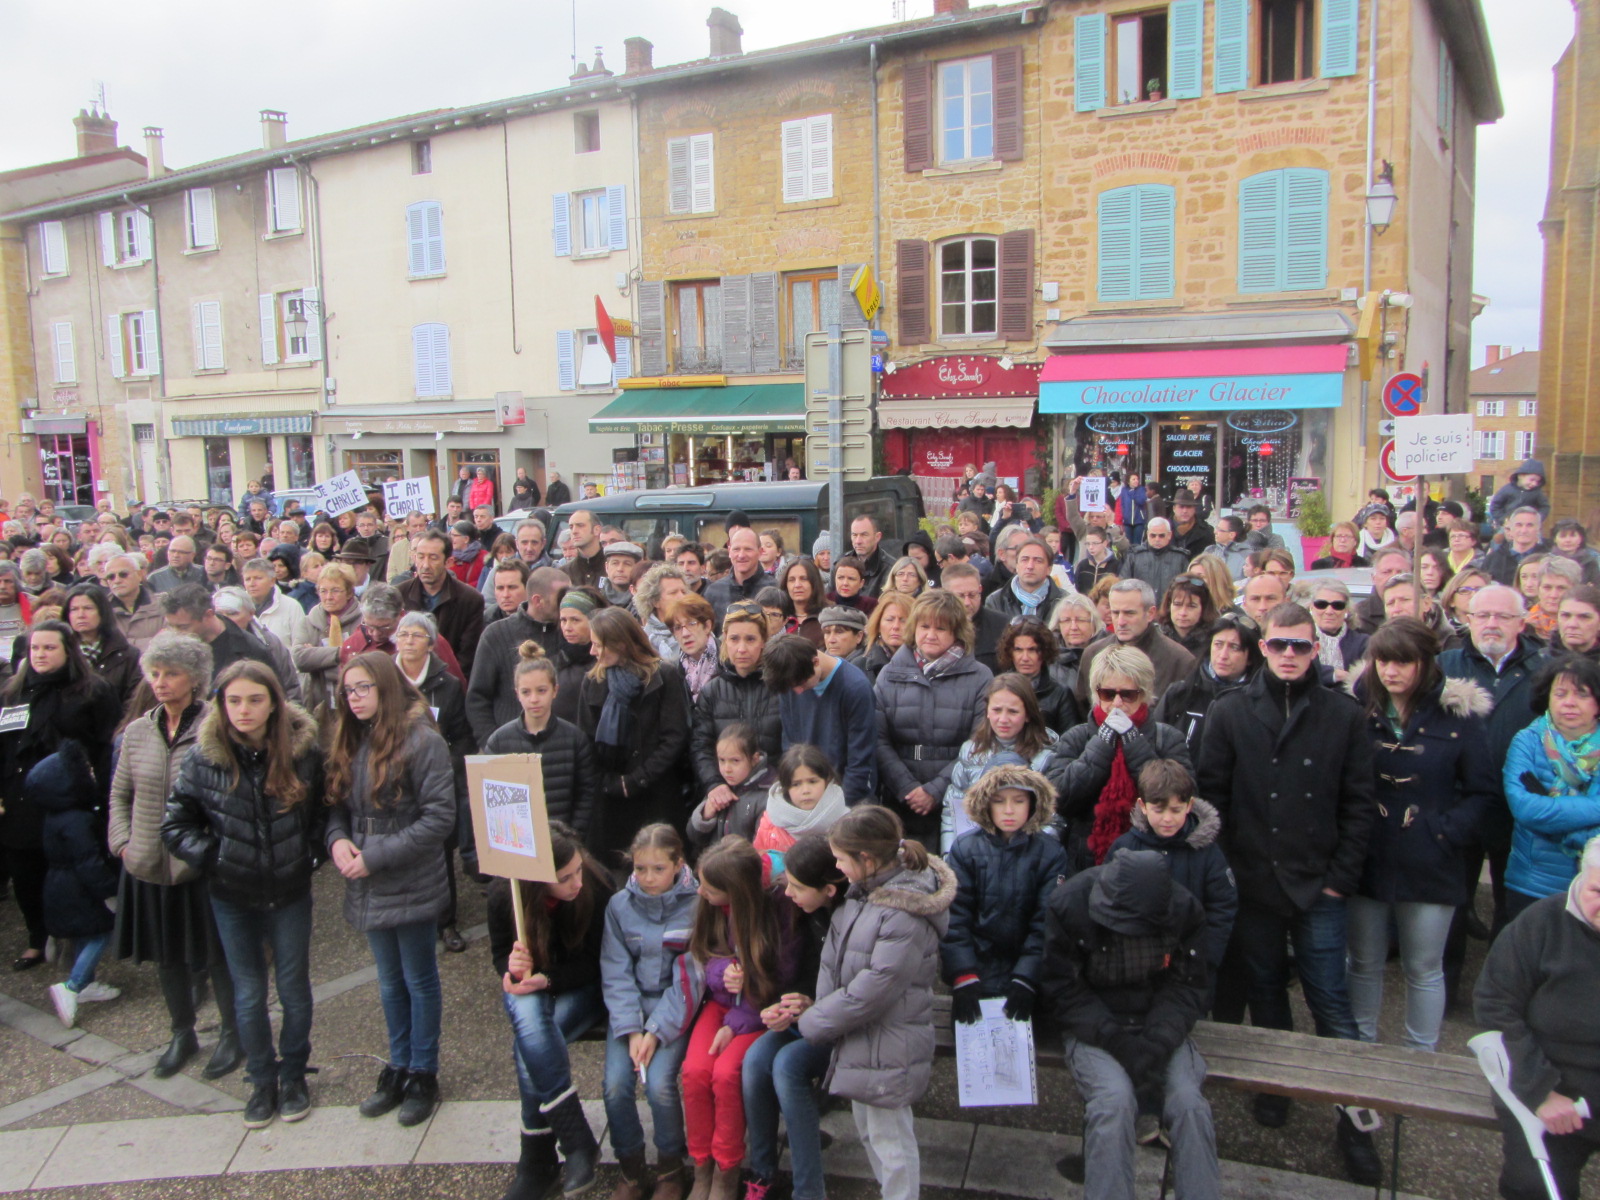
[705,527,774,627]
[159,584,274,678]
[1197,601,1382,1184]
[848,515,895,598]
[984,536,1067,621]
[942,563,1006,673]
[466,567,569,746]
[396,531,485,680]
[1167,489,1215,557]
[1484,507,1552,588]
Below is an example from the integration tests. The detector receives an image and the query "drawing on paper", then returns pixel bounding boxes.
[955,997,1037,1107]
[484,779,539,858]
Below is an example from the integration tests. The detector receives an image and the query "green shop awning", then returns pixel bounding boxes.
[588,384,804,435]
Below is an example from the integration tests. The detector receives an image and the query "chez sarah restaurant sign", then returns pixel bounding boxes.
[877,355,1040,428]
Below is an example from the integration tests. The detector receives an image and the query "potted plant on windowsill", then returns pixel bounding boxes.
[1295,489,1332,565]
[1146,78,1164,101]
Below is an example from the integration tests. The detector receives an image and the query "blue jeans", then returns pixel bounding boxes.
[1345,896,1455,1051]
[66,933,109,993]
[366,920,443,1073]
[1231,893,1360,1040]
[742,1029,834,1200]
[603,1028,690,1160]
[210,893,315,1086]
[504,983,604,1131]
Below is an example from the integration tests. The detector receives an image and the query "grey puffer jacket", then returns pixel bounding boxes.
[599,865,700,1039]
[874,646,993,842]
[798,855,957,1109]
[325,714,456,931]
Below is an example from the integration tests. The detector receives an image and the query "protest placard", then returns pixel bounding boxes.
[467,754,555,949]
[382,476,436,518]
[313,470,369,517]
[1078,476,1107,513]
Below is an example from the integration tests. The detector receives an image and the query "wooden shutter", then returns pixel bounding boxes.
[99,213,117,265]
[612,335,632,386]
[259,293,280,364]
[689,134,715,213]
[423,204,444,274]
[997,229,1035,342]
[551,193,572,256]
[1320,0,1360,77]
[132,211,153,262]
[838,265,869,329]
[897,239,931,345]
[40,222,67,274]
[782,119,808,203]
[53,322,75,383]
[556,329,577,390]
[1167,0,1204,99]
[1135,186,1176,299]
[430,324,451,394]
[203,301,225,370]
[902,61,934,172]
[106,316,125,378]
[412,326,433,395]
[1075,15,1107,112]
[1214,0,1250,93]
[992,47,1024,161]
[188,188,217,248]
[192,302,207,371]
[605,184,628,250]
[407,203,428,275]
[667,139,692,214]
[1237,172,1284,293]
[1097,188,1137,302]
[1282,169,1329,290]
[749,272,781,373]
[807,116,833,199]
[301,287,323,360]
[636,281,667,376]
[721,275,753,373]
[141,309,161,374]
[270,168,301,231]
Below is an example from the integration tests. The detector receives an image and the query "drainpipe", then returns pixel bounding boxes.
[295,156,331,482]
[1358,0,1379,476]
[870,42,882,293]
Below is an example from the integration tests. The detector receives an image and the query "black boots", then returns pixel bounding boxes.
[501,1129,561,1200]
[1336,1105,1383,1187]
[204,1028,244,1080]
[360,1065,408,1118]
[153,1029,200,1079]
[542,1087,599,1197]
[397,1070,439,1127]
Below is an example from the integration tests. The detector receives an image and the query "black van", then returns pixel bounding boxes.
[503,477,925,558]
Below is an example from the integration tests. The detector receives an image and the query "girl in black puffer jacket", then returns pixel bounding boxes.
[688,605,783,804]
[484,643,601,848]
[161,661,325,1128]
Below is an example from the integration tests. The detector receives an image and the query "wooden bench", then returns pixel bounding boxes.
[930,997,1497,1200]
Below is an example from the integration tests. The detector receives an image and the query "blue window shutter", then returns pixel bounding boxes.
[423,203,444,274]
[406,203,426,275]
[1320,0,1359,77]
[1075,15,1107,112]
[1238,172,1284,293]
[605,185,628,251]
[1167,0,1204,99]
[1135,185,1176,299]
[412,326,433,395]
[1281,169,1329,289]
[556,329,576,391]
[1097,188,1136,302]
[432,325,452,395]
[552,193,572,257]
[1215,0,1250,93]
[612,335,632,386]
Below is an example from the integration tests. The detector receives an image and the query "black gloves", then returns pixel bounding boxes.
[1002,979,1036,1022]
[1103,1032,1170,1089]
[951,984,983,1025]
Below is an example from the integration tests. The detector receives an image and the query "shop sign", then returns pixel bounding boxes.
[1158,424,1216,496]
[1041,372,1343,413]
[878,404,1033,430]
[1083,412,1150,436]
[1226,410,1298,434]
[879,355,1043,401]
[172,415,316,437]
[496,391,526,427]
[323,413,501,435]
[590,417,802,434]
[618,375,727,390]
[1286,477,1322,518]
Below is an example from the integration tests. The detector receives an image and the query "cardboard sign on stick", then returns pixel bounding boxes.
[467,754,555,883]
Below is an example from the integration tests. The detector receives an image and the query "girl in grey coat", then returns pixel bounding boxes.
[325,652,456,1128]
[797,807,957,1200]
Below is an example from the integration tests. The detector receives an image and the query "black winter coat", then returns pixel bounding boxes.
[689,664,783,794]
[0,668,121,851]
[553,640,594,726]
[484,716,601,848]
[858,640,895,684]
[466,604,564,746]
[1027,669,1081,735]
[1109,798,1237,968]
[412,654,474,763]
[942,822,1069,995]
[578,662,692,851]
[86,627,142,705]
[1439,634,1546,846]
[487,864,615,984]
[35,741,119,938]
[161,706,327,913]
[1044,717,1194,873]
[1197,670,1376,914]
[1152,665,1255,762]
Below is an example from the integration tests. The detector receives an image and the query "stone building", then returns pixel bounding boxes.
[1468,346,1539,494]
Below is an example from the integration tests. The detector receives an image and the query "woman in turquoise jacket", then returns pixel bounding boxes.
[1502,655,1600,920]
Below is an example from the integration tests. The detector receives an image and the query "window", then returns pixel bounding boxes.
[205,439,234,506]
[1476,430,1505,461]
[1258,0,1314,84]
[1098,184,1176,301]
[412,140,432,174]
[1237,168,1328,293]
[99,209,151,266]
[1519,399,1538,417]
[406,201,446,277]
[578,331,615,388]
[267,167,301,233]
[51,322,75,384]
[552,186,628,256]
[186,188,217,250]
[346,450,402,488]
[192,301,224,371]
[577,191,608,252]
[1515,431,1536,461]
[558,329,632,389]
[574,112,600,153]
[667,134,715,214]
[39,222,67,275]
[939,57,994,163]
[108,310,160,378]
[1112,11,1169,104]
[671,281,722,371]
[257,288,321,365]
[1477,400,1505,417]
[1215,0,1356,91]
[786,271,841,365]
[781,115,833,203]
[412,323,452,397]
[133,423,155,442]
[939,237,998,337]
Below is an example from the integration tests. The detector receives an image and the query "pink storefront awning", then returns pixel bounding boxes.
[1040,344,1348,382]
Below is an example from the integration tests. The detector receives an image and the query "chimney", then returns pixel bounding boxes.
[143,126,166,178]
[707,8,743,57]
[624,37,654,74]
[1486,345,1504,366]
[933,0,970,12]
[73,108,118,158]
[570,45,615,81]
[260,109,288,150]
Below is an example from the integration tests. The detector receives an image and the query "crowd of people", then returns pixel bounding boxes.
[0,459,1597,1200]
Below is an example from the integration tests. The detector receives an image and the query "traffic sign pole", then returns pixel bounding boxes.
[827,323,844,565]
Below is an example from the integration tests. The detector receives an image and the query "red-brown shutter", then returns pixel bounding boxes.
[993,46,1024,162]
[903,61,934,173]
[897,239,931,345]
[998,228,1035,341]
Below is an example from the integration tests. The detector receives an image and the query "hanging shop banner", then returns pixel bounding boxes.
[313,470,369,517]
[1158,424,1216,498]
[382,476,437,518]
[880,355,1043,401]
[1040,345,1347,413]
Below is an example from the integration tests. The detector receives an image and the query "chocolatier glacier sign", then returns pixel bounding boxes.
[1039,345,1347,414]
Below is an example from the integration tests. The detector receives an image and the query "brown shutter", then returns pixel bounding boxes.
[636,281,667,376]
[993,47,1024,161]
[998,229,1035,342]
[897,239,931,345]
[903,61,934,173]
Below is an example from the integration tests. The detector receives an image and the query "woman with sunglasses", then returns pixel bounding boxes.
[1043,644,1192,873]
[1157,575,1218,658]
[1307,580,1368,684]
[1153,614,1264,761]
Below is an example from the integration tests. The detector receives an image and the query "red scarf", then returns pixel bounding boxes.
[1327,550,1355,568]
[1086,703,1150,865]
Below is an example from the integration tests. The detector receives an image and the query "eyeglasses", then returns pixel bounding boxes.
[1311,599,1347,611]
[340,681,376,700]
[104,570,133,580]
[1264,637,1317,656]
[1095,687,1144,704]
[1455,586,1482,597]
[1471,611,1523,623]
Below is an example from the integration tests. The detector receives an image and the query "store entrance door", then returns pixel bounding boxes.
[1156,420,1219,505]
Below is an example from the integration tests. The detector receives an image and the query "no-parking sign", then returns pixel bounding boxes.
[1381,373,1425,419]
[1380,439,1417,483]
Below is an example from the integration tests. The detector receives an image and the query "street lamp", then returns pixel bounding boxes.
[1365,161,1397,235]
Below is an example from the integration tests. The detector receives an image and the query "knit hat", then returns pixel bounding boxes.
[812,534,831,558]
[819,605,866,632]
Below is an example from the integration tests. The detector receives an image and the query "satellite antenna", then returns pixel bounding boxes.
[893,0,906,18]
[92,81,107,116]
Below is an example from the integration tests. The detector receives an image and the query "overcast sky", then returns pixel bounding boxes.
[0,0,1572,365]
